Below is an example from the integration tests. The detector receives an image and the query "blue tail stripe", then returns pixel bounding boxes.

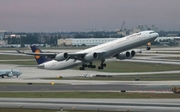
[30,45,50,65]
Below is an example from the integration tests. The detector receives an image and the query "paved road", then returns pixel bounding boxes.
[0,84,172,92]
[0,98,180,112]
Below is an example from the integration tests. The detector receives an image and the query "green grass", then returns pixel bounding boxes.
[160,57,180,60]
[0,61,37,65]
[0,54,36,65]
[0,92,179,98]
[1,52,180,73]
[72,61,180,72]
[1,59,180,72]
[0,54,33,60]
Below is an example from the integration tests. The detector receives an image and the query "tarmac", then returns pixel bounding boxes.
[1,46,180,111]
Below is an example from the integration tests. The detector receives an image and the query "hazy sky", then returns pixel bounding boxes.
[0,0,180,32]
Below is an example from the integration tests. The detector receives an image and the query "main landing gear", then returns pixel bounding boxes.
[98,60,106,70]
[79,62,96,70]
[79,60,107,70]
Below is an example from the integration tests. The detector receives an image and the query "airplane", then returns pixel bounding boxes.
[0,69,22,78]
[17,30,159,70]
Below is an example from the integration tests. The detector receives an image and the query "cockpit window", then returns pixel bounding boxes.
[149,32,155,34]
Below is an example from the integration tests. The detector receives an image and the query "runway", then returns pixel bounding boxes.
[0,98,180,112]
[0,84,172,92]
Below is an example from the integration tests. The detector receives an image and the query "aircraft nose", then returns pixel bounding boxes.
[150,32,159,39]
[155,33,159,37]
[38,64,45,69]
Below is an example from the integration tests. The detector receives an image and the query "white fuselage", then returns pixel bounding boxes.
[39,31,159,70]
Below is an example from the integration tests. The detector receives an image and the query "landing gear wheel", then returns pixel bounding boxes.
[101,63,106,67]
[98,59,106,70]
[79,67,85,70]
[98,66,103,70]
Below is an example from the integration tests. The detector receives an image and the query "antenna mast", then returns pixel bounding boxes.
[120,21,125,31]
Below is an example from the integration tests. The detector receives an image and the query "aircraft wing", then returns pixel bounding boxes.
[67,51,106,61]
[0,72,8,76]
[67,52,87,60]
[16,50,57,58]
[16,49,106,61]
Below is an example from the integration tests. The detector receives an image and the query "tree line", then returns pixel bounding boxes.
[3,33,61,46]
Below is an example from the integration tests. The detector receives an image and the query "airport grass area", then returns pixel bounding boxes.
[73,61,180,72]
[47,73,180,81]
[1,53,180,72]
[0,54,36,65]
[0,54,33,60]
[161,57,180,60]
[1,50,180,72]
[0,60,36,65]
[0,92,179,98]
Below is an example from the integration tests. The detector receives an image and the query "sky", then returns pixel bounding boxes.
[0,0,180,32]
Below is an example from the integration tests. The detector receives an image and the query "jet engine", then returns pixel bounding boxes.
[8,72,13,77]
[84,52,98,62]
[54,53,68,61]
[116,50,136,60]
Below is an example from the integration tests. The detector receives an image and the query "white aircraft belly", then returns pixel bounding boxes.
[44,59,82,70]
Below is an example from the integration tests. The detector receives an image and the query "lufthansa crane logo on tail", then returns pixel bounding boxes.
[35,49,40,59]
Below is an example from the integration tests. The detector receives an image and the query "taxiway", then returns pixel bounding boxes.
[0,98,180,112]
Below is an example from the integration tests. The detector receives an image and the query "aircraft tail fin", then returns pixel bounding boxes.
[30,45,50,65]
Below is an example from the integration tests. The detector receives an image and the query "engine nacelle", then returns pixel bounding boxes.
[130,50,136,57]
[8,73,13,77]
[116,50,136,60]
[84,52,98,62]
[54,53,68,61]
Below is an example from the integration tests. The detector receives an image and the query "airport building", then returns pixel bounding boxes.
[57,38,117,46]
[0,30,8,40]
[57,36,180,47]
[155,37,180,45]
